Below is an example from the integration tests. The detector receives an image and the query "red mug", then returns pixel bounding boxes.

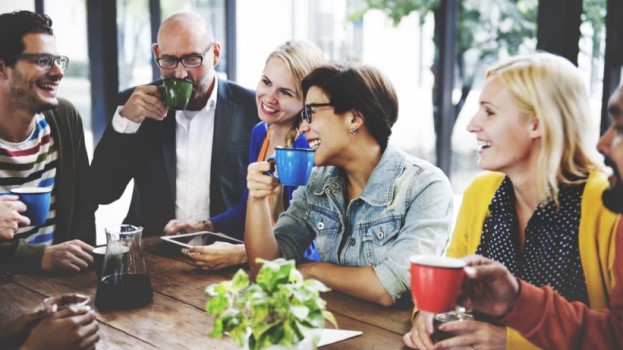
[409,255,466,313]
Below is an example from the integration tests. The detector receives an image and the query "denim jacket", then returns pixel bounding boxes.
[274,143,453,302]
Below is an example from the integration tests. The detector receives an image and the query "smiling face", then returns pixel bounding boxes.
[6,33,63,113]
[299,86,353,167]
[467,76,541,177]
[255,57,303,127]
[598,87,623,213]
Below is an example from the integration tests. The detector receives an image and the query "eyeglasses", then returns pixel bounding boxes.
[14,53,69,71]
[301,103,333,124]
[156,43,214,69]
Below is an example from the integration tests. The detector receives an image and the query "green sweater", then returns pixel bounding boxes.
[0,98,95,272]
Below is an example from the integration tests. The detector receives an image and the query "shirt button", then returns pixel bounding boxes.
[377,231,384,239]
[317,222,325,230]
[349,238,356,246]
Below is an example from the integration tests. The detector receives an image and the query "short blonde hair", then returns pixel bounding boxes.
[485,53,597,205]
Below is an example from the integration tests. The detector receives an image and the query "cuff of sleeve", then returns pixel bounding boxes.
[373,262,404,303]
[501,279,545,328]
[12,239,46,272]
[112,107,141,133]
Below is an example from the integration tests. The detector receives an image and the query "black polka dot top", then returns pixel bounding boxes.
[476,176,589,304]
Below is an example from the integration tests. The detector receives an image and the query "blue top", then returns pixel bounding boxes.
[273,143,453,302]
[211,121,319,261]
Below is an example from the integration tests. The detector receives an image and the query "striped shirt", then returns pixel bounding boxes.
[0,114,57,245]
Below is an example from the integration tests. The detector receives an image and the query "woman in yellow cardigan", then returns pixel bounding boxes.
[405,53,620,350]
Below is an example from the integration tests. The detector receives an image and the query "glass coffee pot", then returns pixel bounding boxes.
[95,224,153,309]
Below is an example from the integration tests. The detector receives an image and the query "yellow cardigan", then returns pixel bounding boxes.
[446,170,621,349]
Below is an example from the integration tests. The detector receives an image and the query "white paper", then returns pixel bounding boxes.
[318,329,363,347]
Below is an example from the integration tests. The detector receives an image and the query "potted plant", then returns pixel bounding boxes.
[205,258,337,350]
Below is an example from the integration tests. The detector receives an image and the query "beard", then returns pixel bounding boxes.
[602,165,623,213]
[10,70,58,114]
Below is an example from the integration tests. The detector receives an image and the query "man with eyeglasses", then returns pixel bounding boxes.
[90,11,258,237]
[0,10,96,275]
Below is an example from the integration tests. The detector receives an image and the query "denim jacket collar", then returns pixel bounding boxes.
[311,143,405,207]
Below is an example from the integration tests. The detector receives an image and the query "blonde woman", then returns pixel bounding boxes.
[405,53,621,349]
[165,40,325,267]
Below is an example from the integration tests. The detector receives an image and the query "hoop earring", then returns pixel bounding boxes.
[349,126,359,134]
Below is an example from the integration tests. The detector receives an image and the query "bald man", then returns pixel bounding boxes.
[90,12,259,237]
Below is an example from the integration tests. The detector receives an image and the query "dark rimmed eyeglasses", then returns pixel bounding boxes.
[301,103,333,124]
[156,43,214,69]
[14,53,69,71]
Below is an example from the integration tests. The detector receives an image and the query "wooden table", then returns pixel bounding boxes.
[0,237,412,349]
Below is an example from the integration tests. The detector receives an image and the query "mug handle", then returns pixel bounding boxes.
[263,157,280,183]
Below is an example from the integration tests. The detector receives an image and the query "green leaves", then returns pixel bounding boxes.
[204,258,336,350]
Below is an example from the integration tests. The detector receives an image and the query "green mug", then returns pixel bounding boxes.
[161,78,193,110]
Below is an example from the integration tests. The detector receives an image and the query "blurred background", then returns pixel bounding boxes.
[1,0,620,242]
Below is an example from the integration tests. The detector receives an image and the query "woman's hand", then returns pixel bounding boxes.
[247,161,279,200]
[184,242,247,270]
[404,311,436,349]
[163,219,211,235]
[433,321,506,350]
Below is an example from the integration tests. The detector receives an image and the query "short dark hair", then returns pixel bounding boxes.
[302,62,398,149]
[0,11,54,67]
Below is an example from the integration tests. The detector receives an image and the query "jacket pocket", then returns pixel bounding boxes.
[304,205,341,260]
[361,216,402,264]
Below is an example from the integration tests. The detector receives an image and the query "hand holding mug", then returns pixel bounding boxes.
[10,187,52,227]
[41,240,95,273]
[457,254,520,317]
[265,147,315,187]
[410,255,466,313]
[119,85,168,123]
[247,161,280,200]
[0,195,29,241]
[23,302,99,350]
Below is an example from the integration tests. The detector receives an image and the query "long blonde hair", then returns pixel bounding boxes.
[485,53,598,206]
[265,40,325,218]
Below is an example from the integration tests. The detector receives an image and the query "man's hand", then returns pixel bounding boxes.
[119,85,168,123]
[21,306,99,350]
[41,240,95,273]
[0,195,29,241]
[458,255,520,317]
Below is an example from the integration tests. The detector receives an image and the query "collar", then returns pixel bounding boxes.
[176,76,219,123]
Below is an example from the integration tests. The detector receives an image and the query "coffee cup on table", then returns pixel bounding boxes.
[10,187,52,226]
[266,147,315,186]
[409,255,466,314]
[92,246,107,280]
[160,78,193,110]
[43,294,91,313]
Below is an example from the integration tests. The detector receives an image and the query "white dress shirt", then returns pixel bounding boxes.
[111,80,218,224]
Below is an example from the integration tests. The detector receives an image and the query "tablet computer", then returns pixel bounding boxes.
[160,231,242,248]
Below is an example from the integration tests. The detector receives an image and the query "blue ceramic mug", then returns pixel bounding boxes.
[266,147,315,186]
[10,187,52,226]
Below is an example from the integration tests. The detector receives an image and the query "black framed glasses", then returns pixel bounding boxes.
[14,53,69,71]
[301,103,333,124]
[156,43,214,69]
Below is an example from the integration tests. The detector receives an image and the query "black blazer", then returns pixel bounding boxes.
[90,79,259,236]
